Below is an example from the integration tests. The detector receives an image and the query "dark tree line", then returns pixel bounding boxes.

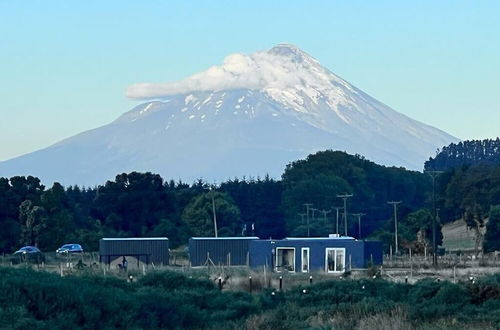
[1,148,499,254]
[422,138,500,253]
[425,138,500,171]
[220,176,286,239]
[427,138,500,225]
[431,163,500,253]
[281,151,431,240]
[0,173,287,253]
[484,206,500,253]
[436,164,500,224]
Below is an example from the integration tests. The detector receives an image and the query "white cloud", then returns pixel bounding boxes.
[126,45,324,99]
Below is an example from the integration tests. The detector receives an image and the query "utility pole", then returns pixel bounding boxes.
[320,209,332,234]
[337,194,353,236]
[320,209,331,222]
[352,213,365,239]
[333,206,342,235]
[303,203,313,237]
[426,171,443,266]
[310,208,318,237]
[210,184,218,237]
[387,201,402,254]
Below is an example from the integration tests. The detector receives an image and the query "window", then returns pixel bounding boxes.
[325,248,345,273]
[301,248,310,272]
[276,247,295,272]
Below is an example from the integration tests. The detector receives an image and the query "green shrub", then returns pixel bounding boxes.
[138,270,214,291]
[1,267,499,329]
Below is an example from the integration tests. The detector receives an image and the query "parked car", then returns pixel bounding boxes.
[13,246,45,263]
[56,244,83,254]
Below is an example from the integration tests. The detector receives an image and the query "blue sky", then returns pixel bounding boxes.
[1,1,499,161]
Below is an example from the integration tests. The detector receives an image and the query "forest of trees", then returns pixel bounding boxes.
[1,144,499,254]
[280,151,430,238]
[425,138,500,171]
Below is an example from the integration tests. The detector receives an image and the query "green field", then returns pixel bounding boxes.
[442,218,485,253]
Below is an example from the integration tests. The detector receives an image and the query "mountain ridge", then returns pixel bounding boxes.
[0,44,459,185]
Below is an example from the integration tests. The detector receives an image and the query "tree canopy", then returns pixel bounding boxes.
[0,146,499,253]
[425,138,500,171]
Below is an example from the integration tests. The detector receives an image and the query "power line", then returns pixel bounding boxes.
[303,203,313,237]
[352,213,366,239]
[332,206,342,235]
[209,184,218,237]
[387,201,402,254]
[309,208,318,237]
[320,209,332,222]
[425,170,444,266]
[337,194,353,236]
[320,209,332,236]
[297,213,306,224]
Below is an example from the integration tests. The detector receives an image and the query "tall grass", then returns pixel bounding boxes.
[0,267,498,329]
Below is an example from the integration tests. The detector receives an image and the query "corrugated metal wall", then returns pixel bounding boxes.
[363,240,383,266]
[189,237,258,266]
[249,238,383,271]
[99,238,169,265]
[249,240,274,269]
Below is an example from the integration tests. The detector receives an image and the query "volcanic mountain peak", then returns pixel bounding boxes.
[0,44,459,185]
[127,44,344,100]
[125,45,363,130]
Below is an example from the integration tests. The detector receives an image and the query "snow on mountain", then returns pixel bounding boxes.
[0,44,458,185]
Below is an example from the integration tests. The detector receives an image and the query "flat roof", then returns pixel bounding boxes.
[283,237,356,240]
[101,237,169,241]
[190,237,259,240]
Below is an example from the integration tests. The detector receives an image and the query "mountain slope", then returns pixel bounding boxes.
[0,44,458,185]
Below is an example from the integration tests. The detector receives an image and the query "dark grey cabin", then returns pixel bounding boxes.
[189,237,259,267]
[99,237,169,266]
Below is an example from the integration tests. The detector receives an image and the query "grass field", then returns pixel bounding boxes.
[442,218,486,253]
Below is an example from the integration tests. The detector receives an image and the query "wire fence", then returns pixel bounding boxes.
[1,249,499,286]
[382,252,500,269]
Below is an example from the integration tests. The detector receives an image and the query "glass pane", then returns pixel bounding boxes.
[302,249,309,272]
[327,249,335,272]
[335,249,344,272]
[277,249,283,269]
[286,249,295,271]
[277,248,295,271]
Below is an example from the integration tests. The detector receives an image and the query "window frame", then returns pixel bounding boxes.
[325,248,346,273]
[275,247,296,272]
[301,247,310,273]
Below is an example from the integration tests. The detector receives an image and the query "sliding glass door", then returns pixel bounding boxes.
[325,248,345,273]
[276,247,295,272]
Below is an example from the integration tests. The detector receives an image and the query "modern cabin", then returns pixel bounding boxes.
[249,235,382,273]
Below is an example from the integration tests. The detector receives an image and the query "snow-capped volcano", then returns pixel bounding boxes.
[0,44,458,185]
[127,44,385,129]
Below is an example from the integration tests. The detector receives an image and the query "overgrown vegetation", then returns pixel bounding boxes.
[484,206,500,253]
[431,162,500,253]
[0,267,499,329]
